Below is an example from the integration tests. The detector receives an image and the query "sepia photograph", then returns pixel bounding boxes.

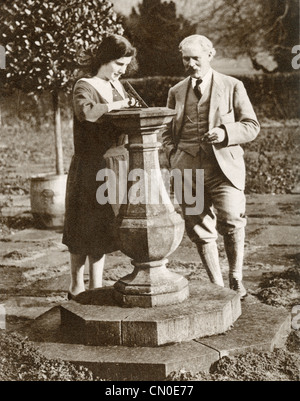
[0,0,299,385]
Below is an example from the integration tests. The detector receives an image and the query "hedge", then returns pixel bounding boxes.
[127,72,300,120]
[1,72,299,123]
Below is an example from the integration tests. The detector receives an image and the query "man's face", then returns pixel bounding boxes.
[181,44,212,78]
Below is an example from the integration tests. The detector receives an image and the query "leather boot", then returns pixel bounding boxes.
[197,242,224,287]
[223,230,247,299]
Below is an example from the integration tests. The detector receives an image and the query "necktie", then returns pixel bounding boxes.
[193,78,203,100]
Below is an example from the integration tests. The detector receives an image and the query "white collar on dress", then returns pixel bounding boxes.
[78,76,125,103]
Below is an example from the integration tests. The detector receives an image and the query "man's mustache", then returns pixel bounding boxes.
[186,67,198,74]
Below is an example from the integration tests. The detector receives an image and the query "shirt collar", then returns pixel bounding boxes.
[191,68,213,88]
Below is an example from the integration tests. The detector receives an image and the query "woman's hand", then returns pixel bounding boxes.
[108,99,130,111]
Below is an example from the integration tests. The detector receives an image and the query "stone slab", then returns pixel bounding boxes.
[0,241,39,257]
[5,305,53,321]
[60,282,241,347]
[20,297,292,381]
[61,301,137,346]
[0,250,70,292]
[2,296,65,322]
[0,240,67,257]
[169,247,199,263]
[196,299,291,357]
[245,225,300,247]
[35,340,219,381]
[5,229,63,243]
[246,194,300,217]
[247,215,300,227]
[0,249,69,270]
[17,307,220,380]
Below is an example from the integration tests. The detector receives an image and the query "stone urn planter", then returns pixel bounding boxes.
[30,173,67,229]
[30,91,67,230]
[105,107,188,307]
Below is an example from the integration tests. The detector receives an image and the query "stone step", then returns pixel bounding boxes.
[20,296,291,381]
[60,282,241,347]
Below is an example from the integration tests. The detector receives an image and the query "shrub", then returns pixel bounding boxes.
[127,72,300,120]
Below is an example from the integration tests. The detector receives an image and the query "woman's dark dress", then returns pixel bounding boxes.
[62,80,126,257]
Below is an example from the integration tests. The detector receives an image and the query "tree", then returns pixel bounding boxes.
[182,0,299,72]
[0,0,123,175]
[124,0,197,76]
[262,0,299,71]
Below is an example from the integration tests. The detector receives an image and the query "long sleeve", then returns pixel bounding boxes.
[222,81,260,146]
[73,81,109,123]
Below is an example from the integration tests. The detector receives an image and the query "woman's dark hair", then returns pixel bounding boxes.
[89,34,137,76]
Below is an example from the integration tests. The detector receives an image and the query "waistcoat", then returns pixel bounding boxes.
[179,81,213,157]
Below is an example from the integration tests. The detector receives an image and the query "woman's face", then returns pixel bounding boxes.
[98,56,132,81]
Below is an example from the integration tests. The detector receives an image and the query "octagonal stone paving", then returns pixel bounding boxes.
[60,281,241,347]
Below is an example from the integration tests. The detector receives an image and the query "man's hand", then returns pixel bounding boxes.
[201,127,226,144]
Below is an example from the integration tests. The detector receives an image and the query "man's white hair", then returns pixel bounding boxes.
[179,35,216,57]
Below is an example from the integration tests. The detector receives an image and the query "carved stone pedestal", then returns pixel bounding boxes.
[105,107,188,307]
[56,108,246,379]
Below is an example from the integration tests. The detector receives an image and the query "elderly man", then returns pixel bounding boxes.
[162,35,260,298]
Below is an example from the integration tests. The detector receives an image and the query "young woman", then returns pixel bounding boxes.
[63,34,136,298]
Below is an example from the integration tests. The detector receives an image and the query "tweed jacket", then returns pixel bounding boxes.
[162,70,260,190]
